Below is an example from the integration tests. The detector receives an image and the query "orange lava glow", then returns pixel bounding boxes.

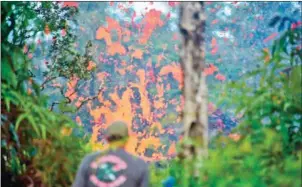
[82,57,183,160]
[67,8,185,161]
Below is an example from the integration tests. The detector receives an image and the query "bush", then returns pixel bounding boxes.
[1,2,92,186]
[150,21,302,187]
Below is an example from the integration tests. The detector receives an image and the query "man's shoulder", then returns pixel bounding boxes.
[125,152,148,169]
[85,151,101,158]
[83,150,148,167]
[81,151,101,163]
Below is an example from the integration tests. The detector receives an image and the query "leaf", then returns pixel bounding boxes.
[41,125,47,139]
[278,18,286,32]
[1,58,18,88]
[283,102,292,111]
[27,115,41,137]
[288,65,302,97]
[5,98,11,112]
[271,44,277,56]
[269,16,281,27]
[9,91,24,105]
[32,81,41,96]
[15,113,28,130]
[29,147,38,157]
[58,102,77,113]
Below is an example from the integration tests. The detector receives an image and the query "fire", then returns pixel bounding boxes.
[85,58,182,160]
[67,6,184,161]
[139,9,164,44]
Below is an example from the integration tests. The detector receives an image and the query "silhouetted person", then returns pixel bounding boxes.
[73,121,149,187]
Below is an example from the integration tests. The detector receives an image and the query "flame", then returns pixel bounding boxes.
[132,49,144,60]
[87,62,182,160]
[96,27,111,45]
[159,62,183,89]
[139,9,164,44]
[106,17,122,40]
[107,42,126,56]
[68,6,184,161]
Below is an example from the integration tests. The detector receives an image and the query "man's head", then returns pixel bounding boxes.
[106,121,129,143]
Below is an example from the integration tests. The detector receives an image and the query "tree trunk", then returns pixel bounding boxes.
[179,2,208,157]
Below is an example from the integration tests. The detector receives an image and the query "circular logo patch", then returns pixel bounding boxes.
[89,155,128,187]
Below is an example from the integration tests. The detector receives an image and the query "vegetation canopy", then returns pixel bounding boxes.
[1,2,301,187]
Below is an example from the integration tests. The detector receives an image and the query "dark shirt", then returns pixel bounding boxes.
[73,149,149,187]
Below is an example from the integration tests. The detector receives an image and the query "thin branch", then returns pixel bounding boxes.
[49,83,102,112]
[50,101,60,111]
[76,88,103,110]
[40,76,57,90]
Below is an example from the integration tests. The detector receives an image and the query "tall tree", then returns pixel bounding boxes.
[179,2,208,157]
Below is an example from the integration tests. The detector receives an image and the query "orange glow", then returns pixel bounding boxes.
[107,42,126,56]
[65,76,78,101]
[139,9,164,44]
[76,12,185,161]
[75,97,85,108]
[129,69,152,120]
[137,136,162,154]
[123,29,131,42]
[159,63,183,89]
[96,27,112,45]
[211,37,218,55]
[229,133,241,141]
[125,135,139,155]
[106,17,122,41]
[203,64,218,76]
[167,142,176,156]
[76,116,83,126]
[87,61,96,71]
[87,63,181,160]
[132,49,144,60]
[62,2,79,8]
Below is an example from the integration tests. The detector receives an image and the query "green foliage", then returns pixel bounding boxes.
[222,25,302,153]
[1,2,92,186]
[2,84,91,186]
[198,130,301,187]
[150,24,301,187]
[2,2,301,186]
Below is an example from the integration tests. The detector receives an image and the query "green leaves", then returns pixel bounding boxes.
[1,2,93,186]
[15,113,28,131]
[149,15,302,187]
[2,82,90,185]
[288,65,302,95]
[58,101,77,113]
[1,58,18,88]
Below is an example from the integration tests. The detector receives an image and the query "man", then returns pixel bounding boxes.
[73,121,149,187]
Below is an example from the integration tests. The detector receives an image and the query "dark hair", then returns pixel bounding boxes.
[107,135,124,142]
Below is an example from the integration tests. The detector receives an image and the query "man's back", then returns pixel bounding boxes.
[73,149,149,187]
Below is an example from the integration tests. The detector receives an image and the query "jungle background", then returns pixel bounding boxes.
[1,1,301,187]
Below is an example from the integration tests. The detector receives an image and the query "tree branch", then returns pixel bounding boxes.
[40,76,57,91]
[76,88,103,110]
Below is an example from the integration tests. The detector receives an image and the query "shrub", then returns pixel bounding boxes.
[150,20,301,187]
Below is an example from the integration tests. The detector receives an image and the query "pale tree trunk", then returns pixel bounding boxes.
[179,2,208,157]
